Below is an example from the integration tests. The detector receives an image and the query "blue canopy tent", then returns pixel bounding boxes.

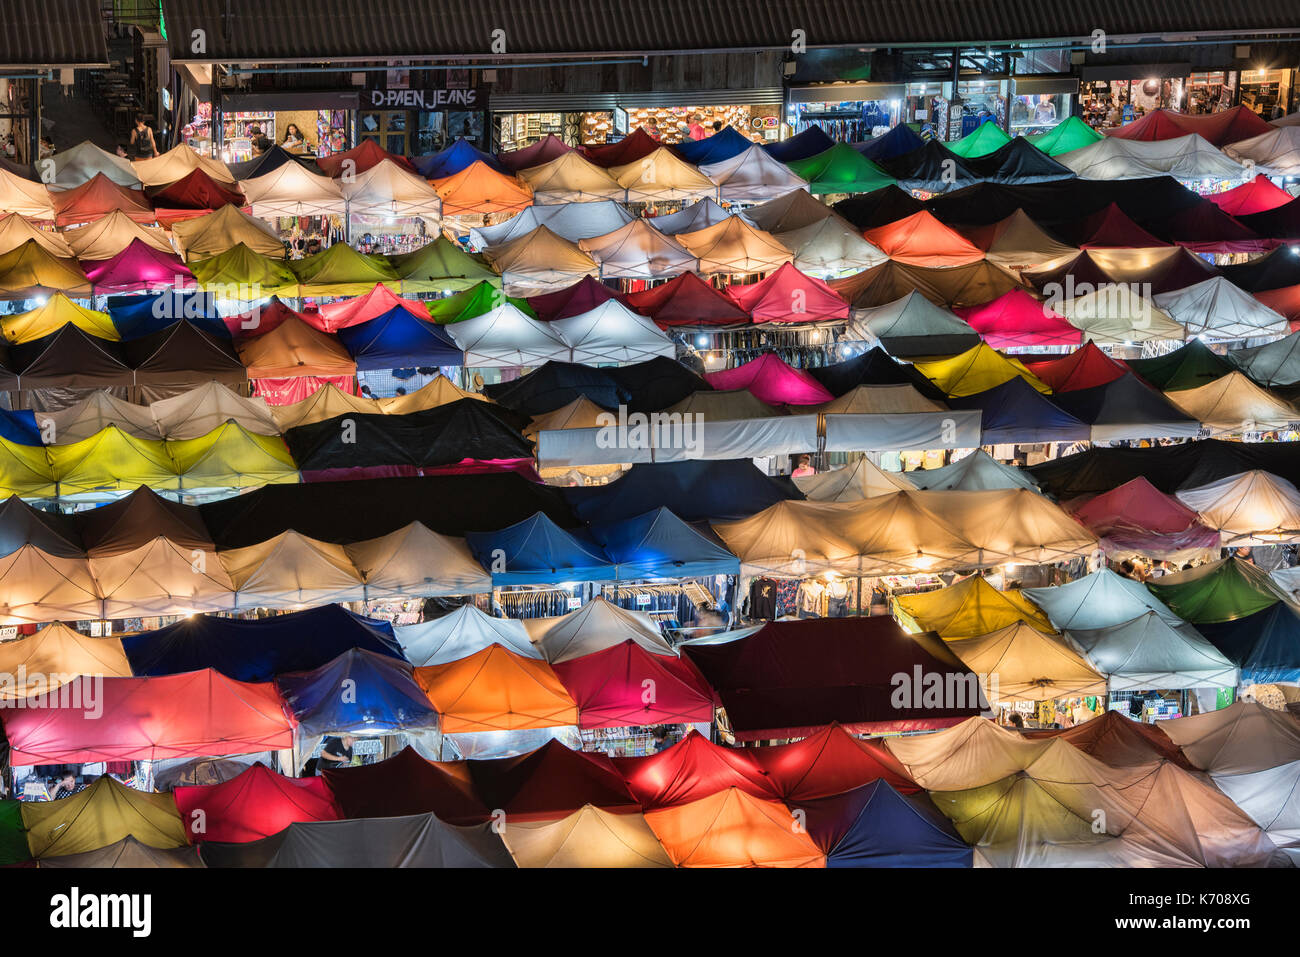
[107,291,229,340]
[275,647,439,737]
[588,506,740,580]
[947,376,1090,445]
[673,126,755,165]
[466,512,617,585]
[336,305,462,371]
[564,459,801,524]
[0,409,41,445]
[1196,603,1300,684]
[763,126,836,163]
[800,779,972,868]
[121,604,406,683]
[856,124,926,163]
[414,138,507,179]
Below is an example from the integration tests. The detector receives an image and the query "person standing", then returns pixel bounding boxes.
[316,734,355,773]
[129,115,158,159]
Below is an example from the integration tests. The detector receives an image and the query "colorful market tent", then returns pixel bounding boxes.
[276,647,437,736]
[414,645,577,734]
[622,270,749,327]
[525,596,674,662]
[856,123,927,162]
[462,741,638,821]
[239,162,346,218]
[200,813,514,868]
[1127,338,1236,390]
[958,209,1080,275]
[830,259,1024,310]
[121,603,401,682]
[580,128,660,168]
[396,604,539,666]
[704,351,834,405]
[948,121,1012,158]
[1051,372,1203,442]
[849,291,981,358]
[611,148,717,204]
[444,303,572,367]
[0,621,130,698]
[1222,246,1300,294]
[787,143,895,195]
[655,200,756,237]
[863,210,984,267]
[335,306,461,370]
[0,215,71,261]
[615,729,779,808]
[0,168,55,219]
[2,293,116,344]
[517,151,625,204]
[551,299,676,363]
[1029,247,1218,298]
[1024,710,1191,768]
[36,835,201,868]
[498,134,575,173]
[966,137,1076,184]
[169,204,287,261]
[563,459,795,525]
[587,506,739,580]
[1146,198,1269,254]
[51,173,153,227]
[913,343,1051,397]
[702,144,810,203]
[944,620,1106,702]
[388,236,498,294]
[749,722,916,801]
[1066,611,1240,690]
[880,141,981,193]
[742,187,837,233]
[50,141,140,189]
[21,776,186,859]
[800,780,972,867]
[1071,201,1170,248]
[415,138,505,179]
[482,359,623,413]
[321,746,490,821]
[63,208,173,260]
[527,275,619,321]
[1208,176,1295,216]
[342,520,492,599]
[173,763,340,843]
[130,144,236,187]
[316,139,418,177]
[832,183,927,230]
[1050,283,1185,344]
[466,512,615,585]
[122,319,245,391]
[954,289,1080,348]
[485,225,599,294]
[218,530,366,607]
[682,617,987,737]
[903,451,1038,494]
[147,169,247,222]
[3,668,294,764]
[577,219,698,279]
[1025,567,1184,631]
[226,146,325,181]
[1060,133,1254,181]
[1162,700,1300,774]
[1028,341,1129,392]
[775,214,887,276]
[763,125,839,163]
[1177,470,1300,544]
[1168,373,1300,435]
[808,345,947,400]
[1109,105,1273,147]
[235,311,357,381]
[1154,276,1289,339]
[675,126,755,164]
[502,804,673,868]
[794,457,912,501]
[291,242,401,298]
[469,199,635,248]
[724,262,849,324]
[82,239,192,294]
[645,787,825,867]
[811,382,945,416]
[673,215,793,275]
[1148,557,1292,623]
[1067,476,1221,560]
[341,158,443,220]
[895,574,1053,638]
[552,639,713,728]
[432,161,532,216]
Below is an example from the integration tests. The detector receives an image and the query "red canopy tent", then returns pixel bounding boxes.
[497,133,576,173]
[223,296,309,337]
[316,139,418,177]
[1074,202,1170,249]
[1023,709,1195,768]
[863,210,984,266]
[580,128,660,168]
[82,238,193,293]
[724,262,850,323]
[552,640,714,728]
[682,617,987,740]
[1152,199,1270,254]
[148,169,248,225]
[613,729,782,809]
[173,762,340,843]
[2,669,294,765]
[1208,177,1295,216]
[1065,475,1222,558]
[955,288,1081,347]
[527,275,618,320]
[622,270,749,327]
[1027,341,1130,392]
[1258,285,1300,326]
[323,746,489,823]
[312,282,432,332]
[704,351,834,405]
[52,173,155,227]
[1106,105,1273,147]
[464,739,641,822]
[749,723,919,801]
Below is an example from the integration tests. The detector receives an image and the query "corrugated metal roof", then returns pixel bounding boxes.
[0,0,109,70]
[160,0,1300,62]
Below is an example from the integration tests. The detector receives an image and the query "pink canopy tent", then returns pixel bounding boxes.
[552,640,714,729]
[1067,476,1222,558]
[724,262,850,324]
[1207,177,1295,217]
[312,282,432,332]
[173,762,340,843]
[81,238,193,293]
[704,351,834,405]
[955,289,1081,348]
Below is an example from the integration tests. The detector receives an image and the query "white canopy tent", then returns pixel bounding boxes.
[396,603,541,666]
[700,144,811,203]
[341,159,444,221]
[550,300,677,364]
[1060,133,1255,181]
[576,219,699,279]
[904,450,1040,492]
[1064,611,1239,691]
[1176,470,1300,545]
[444,302,571,367]
[1153,276,1289,339]
[1024,567,1185,631]
[469,200,636,248]
[517,152,627,204]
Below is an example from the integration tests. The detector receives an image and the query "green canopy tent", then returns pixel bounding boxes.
[0,802,29,865]
[388,235,499,294]
[1026,116,1104,156]
[290,243,401,297]
[1147,557,1294,624]
[787,144,897,196]
[948,122,1013,158]
[426,280,535,324]
[1126,338,1237,391]
[190,243,301,299]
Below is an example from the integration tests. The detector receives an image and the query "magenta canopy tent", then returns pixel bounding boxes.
[955,289,1081,348]
[82,238,194,293]
[705,351,834,405]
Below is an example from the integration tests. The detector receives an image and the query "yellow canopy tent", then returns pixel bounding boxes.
[0,213,73,258]
[1,293,118,344]
[0,166,55,219]
[269,382,376,431]
[912,343,1051,397]
[0,240,91,298]
[0,622,130,699]
[0,437,59,497]
[62,208,175,260]
[377,375,485,413]
[21,776,187,859]
[170,203,286,261]
[503,805,673,868]
[943,621,1107,702]
[168,421,299,493]
[191,242,300,299]
[46,427,180,498]
[893,574,1054,638]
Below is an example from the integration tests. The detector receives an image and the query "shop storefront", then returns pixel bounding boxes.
[1240,67,1293,119]
[1007,76,1077,136]
[198,90,358,162]
[786,83,908,142]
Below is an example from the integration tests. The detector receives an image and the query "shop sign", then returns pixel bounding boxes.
[363,86,486,110]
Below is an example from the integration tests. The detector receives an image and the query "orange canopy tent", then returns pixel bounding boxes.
[864,210,985,267]
[432,162,533,216]
[645,786,826,867]
[414,644,579,733]
[51,173,155,227]
[235,311,357,379]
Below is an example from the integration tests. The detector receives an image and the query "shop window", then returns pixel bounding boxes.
[1009,93,1068,133]
[359,110,408,156]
